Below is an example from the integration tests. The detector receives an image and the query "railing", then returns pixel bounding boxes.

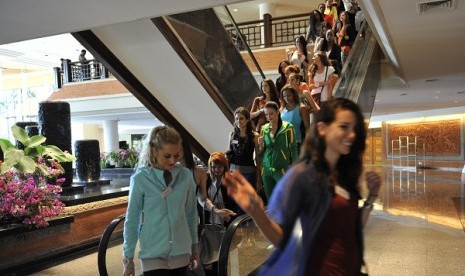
[54,12,311,89]
[97,212,270,276]
[333,21,381,117]
[53,58,111,88]
[97,214,126,276]
[224,12,311,50]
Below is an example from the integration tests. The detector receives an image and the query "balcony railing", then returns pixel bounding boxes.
[54,59,111,88]
[224,12,311,50]
[53,12,311,89]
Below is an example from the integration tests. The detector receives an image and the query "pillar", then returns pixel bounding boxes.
[259,3,276,47]
[103,120,119,153]
[74,139,101,182]
[25,125,39,137]
[38,101,73,187]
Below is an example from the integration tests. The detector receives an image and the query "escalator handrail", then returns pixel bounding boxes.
[223,5,266,80]
[333,20,370,99]
[217,213,255,275]
[97,213,126,276]
[97,213,261,276]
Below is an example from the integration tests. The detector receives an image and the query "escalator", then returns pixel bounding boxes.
[73,8,260,164]
[90,11,384,276]
[333,22,381,119]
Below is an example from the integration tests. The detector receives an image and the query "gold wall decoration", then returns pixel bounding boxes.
[386,119,462,157]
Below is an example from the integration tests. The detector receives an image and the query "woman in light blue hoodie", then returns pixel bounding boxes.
[123,126,199,276]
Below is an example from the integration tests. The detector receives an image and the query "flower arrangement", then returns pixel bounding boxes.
[0,164,65,228]
[118,148,138,168]
[0,125,75,228]
[100,148,138,168]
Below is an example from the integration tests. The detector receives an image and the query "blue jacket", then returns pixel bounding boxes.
[260,159,364,275]
[123,164,198,260]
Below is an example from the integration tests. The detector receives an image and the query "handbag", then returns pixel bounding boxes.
[199,185,225,265]
[199,223,224,265]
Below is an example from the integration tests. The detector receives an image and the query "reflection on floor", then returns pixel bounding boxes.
[30,166,465,276]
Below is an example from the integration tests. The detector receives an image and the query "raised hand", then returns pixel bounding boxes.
[365,171,381,196]
[223,170,263,214]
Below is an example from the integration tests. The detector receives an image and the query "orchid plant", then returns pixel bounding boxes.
[0,125,75,228]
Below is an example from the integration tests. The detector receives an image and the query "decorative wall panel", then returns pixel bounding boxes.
[386,119,463,159]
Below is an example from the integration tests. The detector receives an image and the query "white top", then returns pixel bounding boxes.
[290,51,306,68]
[310,66,335,102]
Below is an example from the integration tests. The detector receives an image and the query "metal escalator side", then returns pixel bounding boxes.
[72,8,260,165]
[155,8,260,115]
[218,214,272,276]
[333,22,381,119]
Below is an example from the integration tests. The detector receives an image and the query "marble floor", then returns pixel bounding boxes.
[29,166,465,276]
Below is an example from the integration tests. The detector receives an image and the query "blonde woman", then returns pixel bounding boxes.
[123,126,199,276]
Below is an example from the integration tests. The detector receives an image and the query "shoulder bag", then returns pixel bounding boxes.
[199,184,225,265]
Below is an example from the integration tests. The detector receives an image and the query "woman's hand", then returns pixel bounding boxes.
[189,253,200,271]
[215,208,237,222]
[123,258,135,276]
[365,171,381,197]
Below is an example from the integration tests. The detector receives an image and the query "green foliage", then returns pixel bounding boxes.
[0,125,76,175]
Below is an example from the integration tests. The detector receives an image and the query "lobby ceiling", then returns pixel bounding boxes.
[0,0,464,125]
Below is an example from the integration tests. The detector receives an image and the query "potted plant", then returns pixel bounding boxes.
[0,125,75,228]
[118,148,139,168]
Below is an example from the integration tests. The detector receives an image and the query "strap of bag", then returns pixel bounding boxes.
[202,179,222,228]
[320,66,329,93]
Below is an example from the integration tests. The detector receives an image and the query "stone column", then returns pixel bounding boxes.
[259,2,276,47]
[25,125,39,137]
[74,139,101,182]
[38,101,73,187]
[103,120,119,153]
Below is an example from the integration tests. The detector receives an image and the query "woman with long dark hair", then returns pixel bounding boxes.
[250,78,281,133]
[257,101,298,200]
[223,98,381,275]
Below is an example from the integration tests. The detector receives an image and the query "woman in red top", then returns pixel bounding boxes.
[250,78,280,133]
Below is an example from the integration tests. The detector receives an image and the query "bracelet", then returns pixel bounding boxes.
[363,201,374,210]
[123,257,135,269]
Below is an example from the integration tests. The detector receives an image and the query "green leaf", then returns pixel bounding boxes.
[28,135,46,148]
[0,138,14,153]
[36,163,50,176]
[0,162,12,174]
[43,145,76,162]
[3,148,25,166]
[16,156,36,174]
[11,125,30,146]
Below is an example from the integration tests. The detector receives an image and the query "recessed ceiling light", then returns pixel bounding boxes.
[233,8,238,12]
[400,93,407,96]
[434,96,440,99]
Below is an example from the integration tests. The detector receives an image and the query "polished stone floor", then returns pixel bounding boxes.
[30,166,465,276]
